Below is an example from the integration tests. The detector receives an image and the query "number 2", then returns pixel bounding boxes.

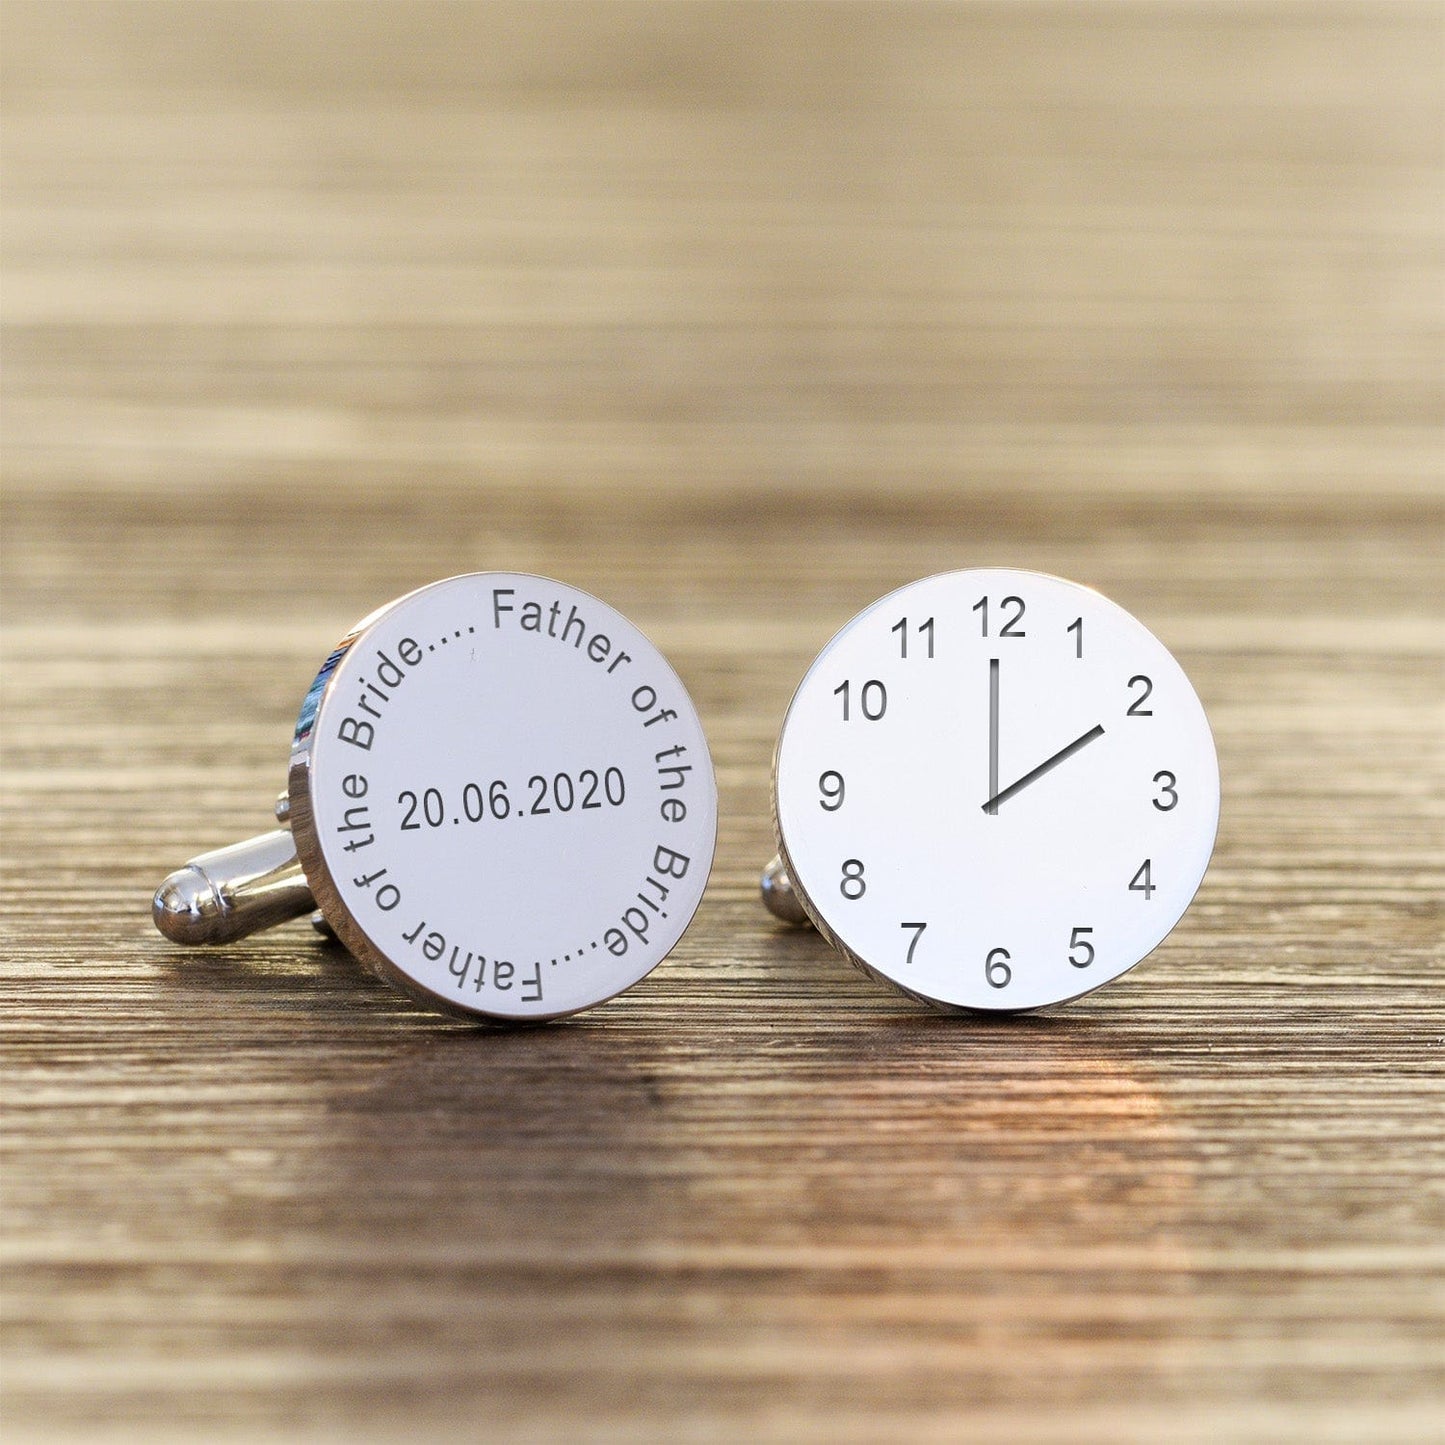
[1127,675,1154,716]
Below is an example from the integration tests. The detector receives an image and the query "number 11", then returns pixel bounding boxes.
[891,616,935,659]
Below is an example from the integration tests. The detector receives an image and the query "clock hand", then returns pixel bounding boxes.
[981,723,1105,813]
[986,658,1000,816]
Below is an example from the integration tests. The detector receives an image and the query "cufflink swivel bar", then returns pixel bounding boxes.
[153,794,314,946]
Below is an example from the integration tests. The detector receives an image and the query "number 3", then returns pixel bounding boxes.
[1152,770,1178,811]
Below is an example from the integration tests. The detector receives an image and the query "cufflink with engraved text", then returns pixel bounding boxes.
[154,573,717,1022]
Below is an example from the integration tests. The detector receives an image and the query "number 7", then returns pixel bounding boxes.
[901,921,927,966]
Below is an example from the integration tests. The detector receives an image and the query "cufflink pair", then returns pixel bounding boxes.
[155,570,1218,1021]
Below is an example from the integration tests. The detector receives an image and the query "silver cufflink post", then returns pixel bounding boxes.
[153,792,328,946]
[759,854,811,927]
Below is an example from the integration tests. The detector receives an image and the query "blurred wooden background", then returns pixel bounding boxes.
[2,3,1442,1439]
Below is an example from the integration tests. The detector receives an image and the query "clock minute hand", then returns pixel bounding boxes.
[986,658,1000,816]
[981,723,1106,814]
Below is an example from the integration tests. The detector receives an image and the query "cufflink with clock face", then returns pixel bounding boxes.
[762,568,1220,1012]
[154,573,717,1023]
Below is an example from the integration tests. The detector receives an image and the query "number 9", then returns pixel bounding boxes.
[818,770,845,811]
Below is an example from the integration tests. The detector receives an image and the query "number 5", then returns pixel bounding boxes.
[1068,926,1095,969]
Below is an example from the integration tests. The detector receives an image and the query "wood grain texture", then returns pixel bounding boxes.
[2,3,1442,1440]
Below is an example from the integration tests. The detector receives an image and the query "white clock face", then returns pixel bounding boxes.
[774,569,1219,1012]
[290,573,717,1022]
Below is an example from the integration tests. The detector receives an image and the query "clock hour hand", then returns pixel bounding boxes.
[982,723,1105,813]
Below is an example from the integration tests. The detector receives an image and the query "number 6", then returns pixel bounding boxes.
[985,947,1011,988]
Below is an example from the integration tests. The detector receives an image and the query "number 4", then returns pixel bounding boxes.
[1129,860,1156,899]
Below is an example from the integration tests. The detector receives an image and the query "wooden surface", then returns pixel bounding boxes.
[2,3,1442,1439]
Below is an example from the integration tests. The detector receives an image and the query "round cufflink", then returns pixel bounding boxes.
[155,573,717,1022]
[761,568,1219,1012]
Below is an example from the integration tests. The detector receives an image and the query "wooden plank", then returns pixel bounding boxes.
[2,3,1442,1439]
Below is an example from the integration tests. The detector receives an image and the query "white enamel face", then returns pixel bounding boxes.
[774,570,1219,1012]
[292,573,716,1022]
